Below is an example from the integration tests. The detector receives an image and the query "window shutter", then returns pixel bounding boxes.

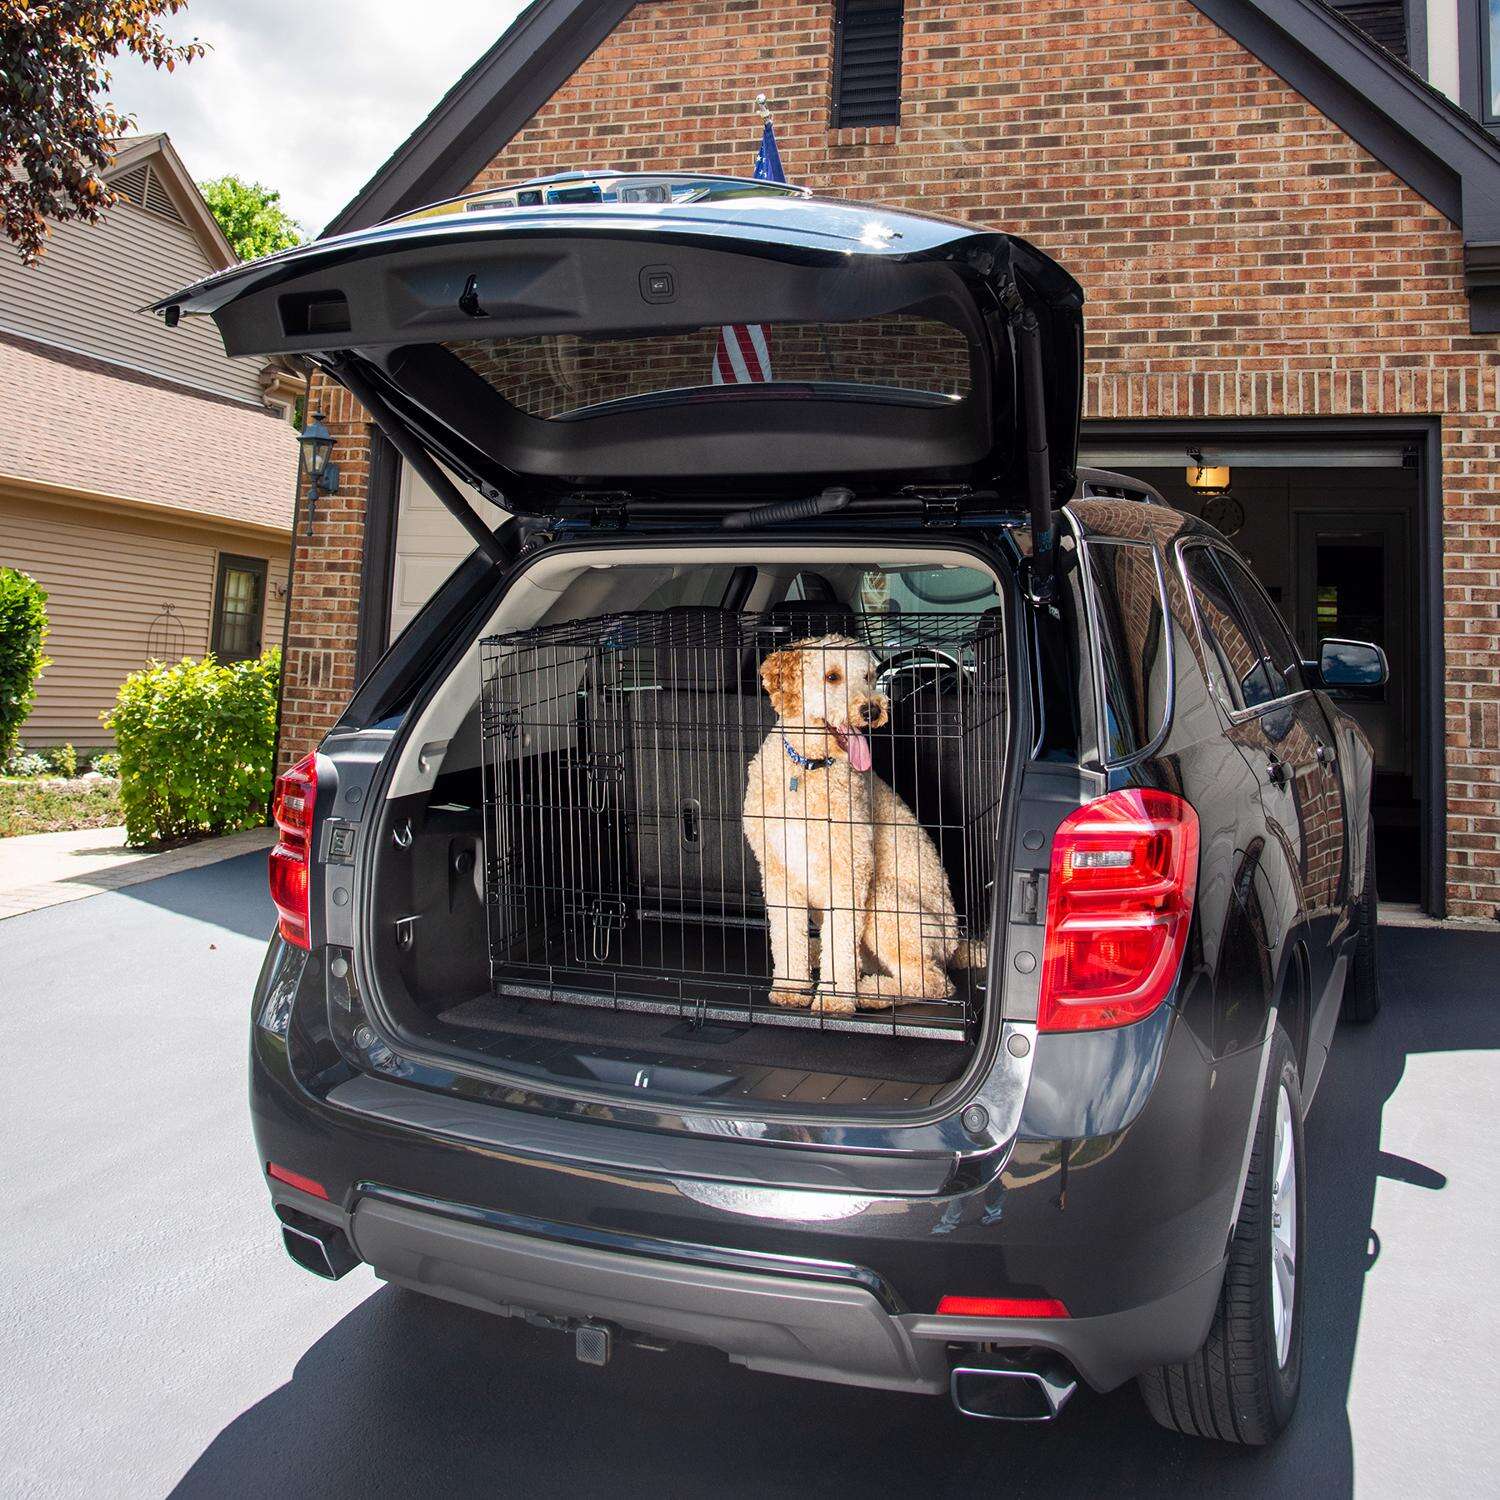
[1324,0,1409,63]
[833,0,904,128]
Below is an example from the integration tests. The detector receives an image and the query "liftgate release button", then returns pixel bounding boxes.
[640,265,676,303]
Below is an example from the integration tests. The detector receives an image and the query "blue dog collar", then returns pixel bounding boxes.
[783,735,834,773]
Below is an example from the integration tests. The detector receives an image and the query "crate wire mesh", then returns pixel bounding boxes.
[478,608,1005,1040]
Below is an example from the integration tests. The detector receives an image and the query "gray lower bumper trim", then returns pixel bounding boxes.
[345,1195,1228,1396]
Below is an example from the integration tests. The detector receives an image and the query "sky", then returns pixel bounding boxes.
[105,0,526,236]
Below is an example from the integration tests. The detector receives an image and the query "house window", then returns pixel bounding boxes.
[211,555,268,662]
[832,0,904,128]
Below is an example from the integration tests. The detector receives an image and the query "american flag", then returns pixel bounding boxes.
[712,118,785,385]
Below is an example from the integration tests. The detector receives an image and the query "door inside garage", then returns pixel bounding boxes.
[1081,430,1436,912]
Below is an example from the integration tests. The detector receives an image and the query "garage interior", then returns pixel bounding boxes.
[1082,432,1432,911]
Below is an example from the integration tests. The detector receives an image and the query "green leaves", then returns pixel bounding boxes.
[0,566,50,763]
[197,175,302,261]
[102,647,280,846]
[1,1,206,265]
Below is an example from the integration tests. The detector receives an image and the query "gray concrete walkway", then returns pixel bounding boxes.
[0,823,273,920]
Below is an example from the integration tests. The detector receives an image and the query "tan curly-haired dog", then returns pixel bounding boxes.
[742,634,980,1016]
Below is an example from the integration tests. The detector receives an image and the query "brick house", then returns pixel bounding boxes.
[278,0,1500,920]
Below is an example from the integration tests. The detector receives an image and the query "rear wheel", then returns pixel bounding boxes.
[1340,816,1381,1023]
[1139,1025,1305,1444]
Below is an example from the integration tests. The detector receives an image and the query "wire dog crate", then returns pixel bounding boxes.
[478,608,1006,1040]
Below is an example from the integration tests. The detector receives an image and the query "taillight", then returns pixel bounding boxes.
[269,752,317,949]
[1036,789,1199,1033]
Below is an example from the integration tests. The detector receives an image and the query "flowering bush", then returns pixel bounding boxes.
[4,750,48,778]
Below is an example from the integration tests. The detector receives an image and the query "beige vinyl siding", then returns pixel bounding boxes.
[1,494,289,748]
[0,200,263,406]
[263,553,289,656]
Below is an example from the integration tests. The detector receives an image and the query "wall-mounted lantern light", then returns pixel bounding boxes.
[1186,455,1231,495]
[297,410,340,534]
[1182,450,1230,498]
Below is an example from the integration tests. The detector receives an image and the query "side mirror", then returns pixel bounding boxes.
[1317,637,1388,688]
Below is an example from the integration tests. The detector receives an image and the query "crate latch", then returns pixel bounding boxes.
[579,751,624,811]
[588,899,626,961]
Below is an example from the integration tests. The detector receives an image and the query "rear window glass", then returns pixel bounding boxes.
[445,313,972,420]
[1087,540,1170,759]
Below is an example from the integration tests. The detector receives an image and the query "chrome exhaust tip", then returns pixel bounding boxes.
[279,1214,359,1280]
[950,1356,1078,1421]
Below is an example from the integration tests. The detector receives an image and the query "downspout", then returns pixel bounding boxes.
[331,357,509,565]
[1004,287,1057,606]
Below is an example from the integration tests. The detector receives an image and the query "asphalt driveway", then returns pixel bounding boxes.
[2,853,1497,1498]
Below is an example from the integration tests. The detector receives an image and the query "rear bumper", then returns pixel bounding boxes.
[254,938,1259,1395]
[277,1180,1227,1394]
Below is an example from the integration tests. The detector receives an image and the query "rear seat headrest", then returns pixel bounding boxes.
[759,599,860,645]
[639,607,744,691]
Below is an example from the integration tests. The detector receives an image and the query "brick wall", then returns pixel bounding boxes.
[277,378,370,770]
[281,0,1500,916]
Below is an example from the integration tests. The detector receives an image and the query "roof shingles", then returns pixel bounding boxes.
[0,331,297,533]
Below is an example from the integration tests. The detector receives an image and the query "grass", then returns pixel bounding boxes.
[0,776,122,837]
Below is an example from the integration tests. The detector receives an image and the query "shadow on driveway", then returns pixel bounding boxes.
[114,850,276,943]
[172,927,1497,1498]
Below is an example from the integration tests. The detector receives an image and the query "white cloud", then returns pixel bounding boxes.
[104,0,525,235]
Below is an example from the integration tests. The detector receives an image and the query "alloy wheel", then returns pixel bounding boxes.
[1271,1081,1298,1367]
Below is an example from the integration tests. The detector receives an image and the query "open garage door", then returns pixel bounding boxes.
[1081,429,1437,913]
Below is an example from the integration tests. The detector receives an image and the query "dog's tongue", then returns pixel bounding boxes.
[844,727,872,773]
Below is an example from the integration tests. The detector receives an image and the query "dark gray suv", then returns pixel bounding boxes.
[159,175,1385,1442]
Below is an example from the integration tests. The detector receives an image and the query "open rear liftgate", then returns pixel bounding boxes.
[478,608,1005,1041]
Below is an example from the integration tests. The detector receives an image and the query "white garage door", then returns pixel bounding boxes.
[389,460,507,641]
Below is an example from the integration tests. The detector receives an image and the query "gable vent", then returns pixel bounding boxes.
[832,0,904,129]
[1324,0,1408,62]
[108,161,186,225]
[110,164,150,206]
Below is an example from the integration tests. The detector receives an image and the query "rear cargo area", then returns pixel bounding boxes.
[364,549,1012,1110]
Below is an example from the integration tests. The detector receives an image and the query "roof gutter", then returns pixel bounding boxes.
[0,471,294,542]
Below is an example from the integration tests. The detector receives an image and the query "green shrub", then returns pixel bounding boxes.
[104,649,281,845]
[46,743,78,777]
[4,749,48,778]
[0,567,50,764]
[91,751,121,779]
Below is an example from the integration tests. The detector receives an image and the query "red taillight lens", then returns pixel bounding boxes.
[936,1295,1070,1318]
[1037,789,1199,1033]
[266,1161,328,1199]
[269,752,317,949]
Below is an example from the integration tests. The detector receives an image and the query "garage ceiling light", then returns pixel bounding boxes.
[1186,463,1231,492]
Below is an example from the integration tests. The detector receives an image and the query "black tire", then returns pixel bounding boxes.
[1340,818,1381,1023]
[1139,1026,1306,1445]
